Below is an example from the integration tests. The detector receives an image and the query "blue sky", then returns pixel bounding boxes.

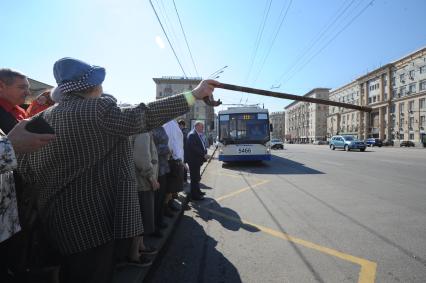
[1,0,425,112]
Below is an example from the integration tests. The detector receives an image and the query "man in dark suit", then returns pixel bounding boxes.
[186,121,208,200]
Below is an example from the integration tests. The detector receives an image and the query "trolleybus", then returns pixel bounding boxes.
[217,106,271,162]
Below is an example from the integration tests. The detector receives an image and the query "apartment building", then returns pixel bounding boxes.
[327,80,362,137]
[270,111,285,140]
[153,76,215,135]
[285,88,329,143]
[327,46,426,145]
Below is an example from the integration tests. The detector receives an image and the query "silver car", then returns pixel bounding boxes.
[329,135,366,152]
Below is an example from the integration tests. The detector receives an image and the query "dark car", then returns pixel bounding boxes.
[270,138,284,149]
[365,138,383,147]
[400,141,415,147]
[383,140,394,146]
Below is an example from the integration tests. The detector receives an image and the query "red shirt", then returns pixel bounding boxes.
[0,97,27,121]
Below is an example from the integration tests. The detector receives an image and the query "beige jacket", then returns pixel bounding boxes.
[132,132,159,192]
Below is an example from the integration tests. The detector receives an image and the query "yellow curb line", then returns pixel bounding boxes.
[199,206,377,283]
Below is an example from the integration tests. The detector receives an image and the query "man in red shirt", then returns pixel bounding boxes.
[0,69,30,134]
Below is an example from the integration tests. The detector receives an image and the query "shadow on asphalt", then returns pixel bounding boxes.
[222,155,324,175]
[194,199,260,233]
[145,215,242,283]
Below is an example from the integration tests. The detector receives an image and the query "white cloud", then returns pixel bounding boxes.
[155,36,165,49]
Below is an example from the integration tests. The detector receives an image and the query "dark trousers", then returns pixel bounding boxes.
[154,174,167,230]
[188,163,201,196]
[59,238,131,283]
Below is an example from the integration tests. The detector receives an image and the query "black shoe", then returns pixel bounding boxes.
[168,203,180,211]
[182,203,191,210]
[138,256,153,267]
[190,194,205,201]
[140,246,158,255]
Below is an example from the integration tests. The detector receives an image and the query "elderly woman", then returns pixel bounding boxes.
[17,57,218,283]
[128,131,159,266]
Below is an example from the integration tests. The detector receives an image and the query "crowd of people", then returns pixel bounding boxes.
[0,58,217,283]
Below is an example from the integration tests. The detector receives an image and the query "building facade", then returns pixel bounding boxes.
[327,46,426,145]
[153,76,215,138]
[327,80,362,138]
[270,111,285,141]
[285,88,330,143]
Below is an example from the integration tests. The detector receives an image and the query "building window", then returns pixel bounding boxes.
[408,83,416,94]
[420,98,425,109]
[409,133,414,140]
[384,93,388,101]
[420,116,425,128]
[420,65,426,74]
[409,101,414,112]
[400,73,405,82]
[399,103,404,114]
[399,86,406,96]
[391,77,396,86]
[400,133,404,140]
[409,70,415,79]
[420,80,426,91]
[409,117,414,129]
[392,88,397,98]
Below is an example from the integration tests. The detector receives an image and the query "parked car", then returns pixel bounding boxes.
[313,140,327,145]
[329,135,366,152]
[400,141,415,147]
[365,138,383,147]
[382,140,394,146]
[270,138,284,149]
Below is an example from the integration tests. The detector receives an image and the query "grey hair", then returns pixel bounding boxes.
[0,68,26,85]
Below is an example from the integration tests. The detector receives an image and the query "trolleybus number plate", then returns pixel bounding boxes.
[238,147,252,154]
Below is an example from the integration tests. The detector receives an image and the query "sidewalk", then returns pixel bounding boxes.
[112,147,216,282]
[112,192,189,283]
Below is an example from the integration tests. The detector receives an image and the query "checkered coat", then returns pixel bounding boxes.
[18,93,189,255]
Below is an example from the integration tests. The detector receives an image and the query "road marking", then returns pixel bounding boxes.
[216,172,244,178]
[199,179,270,207]
[215,179,270,202]
[198,206,377,283]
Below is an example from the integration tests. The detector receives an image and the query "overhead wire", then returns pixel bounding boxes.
[172,0,199,77]
[241,0,273,104]
[273,0,356,86]
[149,0,188,77]
[280,0,375,86]
[244,0,273,84]
[157,0,191,76]
[252,0,293,84]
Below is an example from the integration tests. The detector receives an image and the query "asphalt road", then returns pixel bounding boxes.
[147,144,426,283]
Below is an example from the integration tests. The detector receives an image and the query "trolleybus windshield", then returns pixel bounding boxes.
[219,113,270,144]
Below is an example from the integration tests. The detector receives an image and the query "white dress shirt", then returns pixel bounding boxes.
[163,120,184,160]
